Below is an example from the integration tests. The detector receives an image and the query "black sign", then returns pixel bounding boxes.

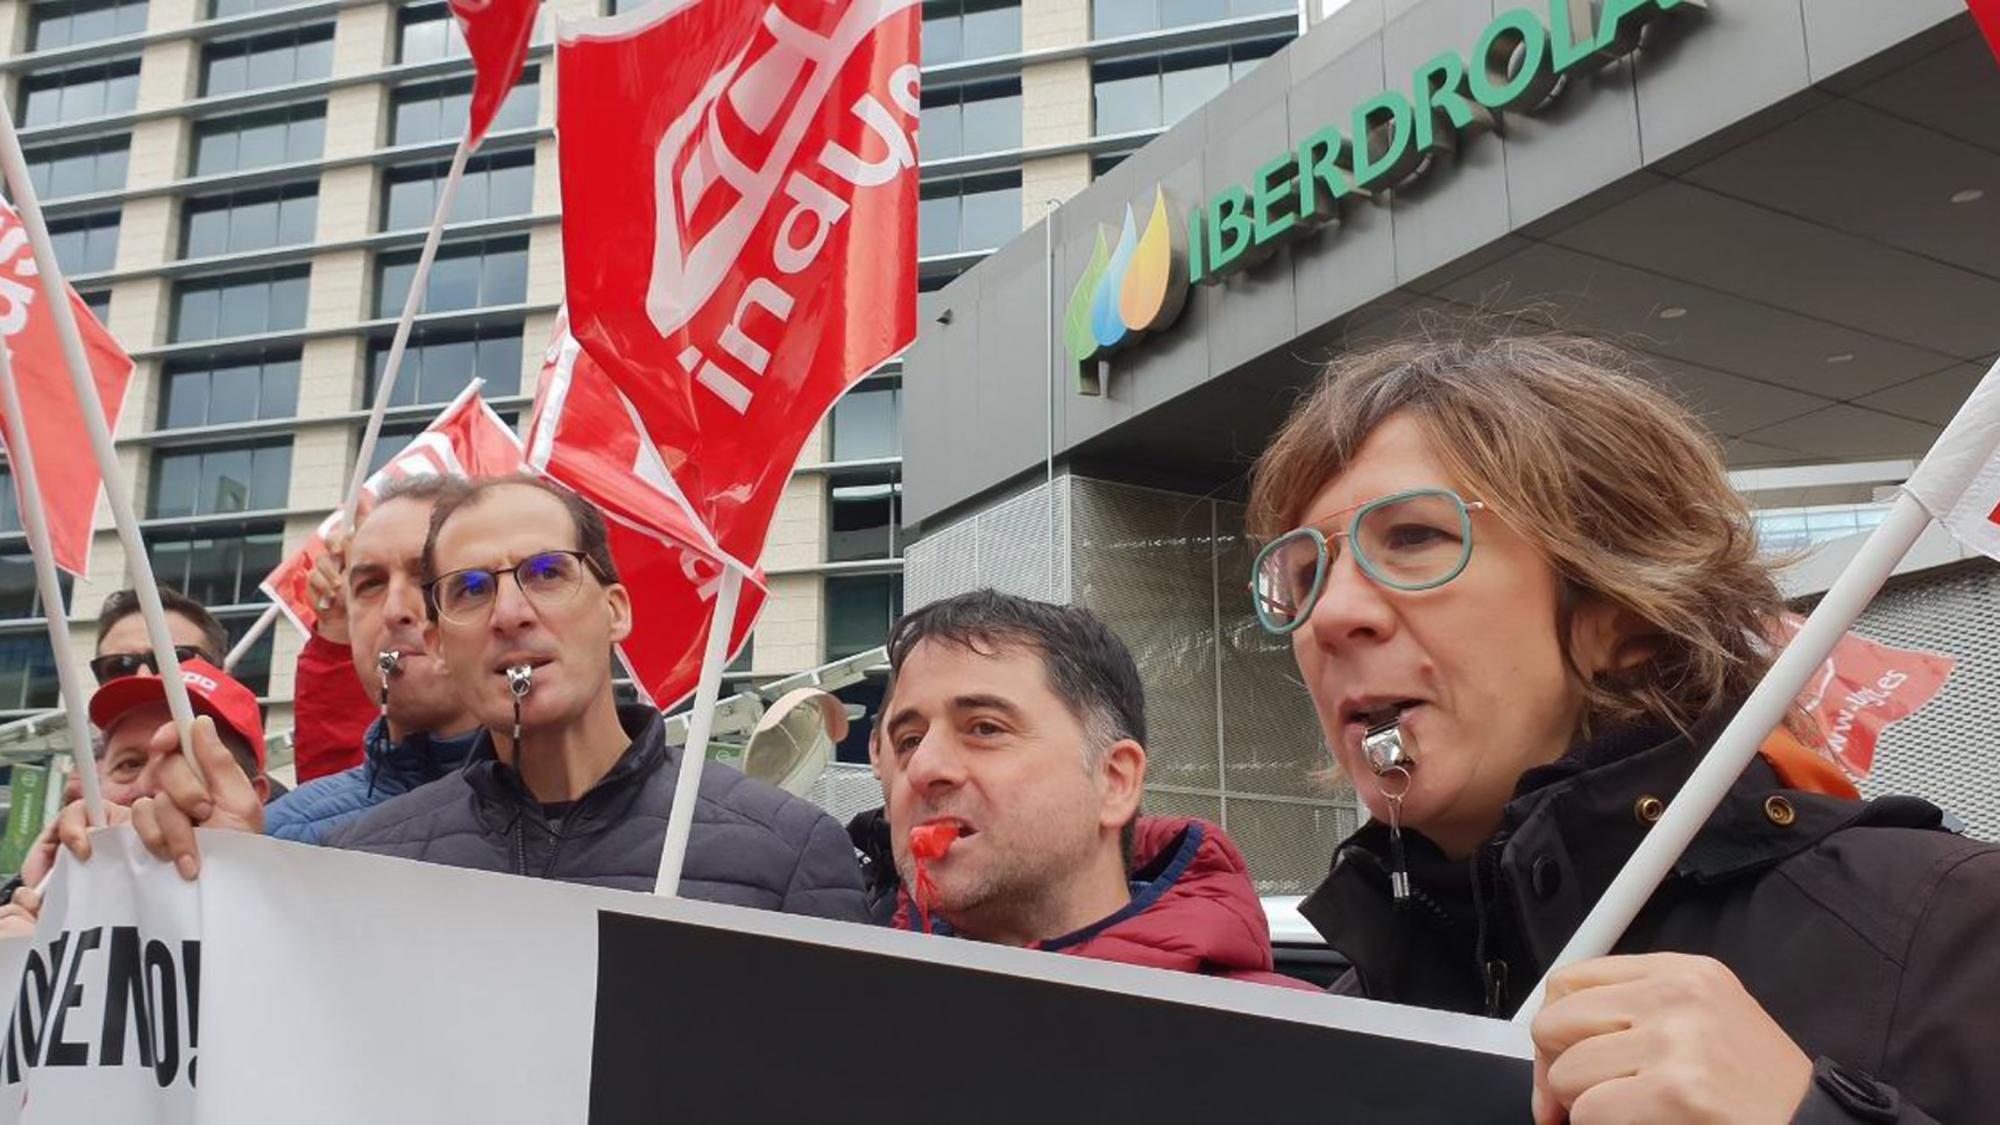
[590,911,1529,1122]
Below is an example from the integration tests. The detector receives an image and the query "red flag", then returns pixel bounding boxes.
[556,0,919,576]
[528,316,764,707]
[1782,616,1956,779]
[1970,0,2000,64]
[0,199,133,577]
[448,0,539,144]
[261,382,524,633]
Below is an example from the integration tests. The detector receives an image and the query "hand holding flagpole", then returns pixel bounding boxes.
[0,105,206,782]
[1513,355,2000,1024]
[0,343,106,827]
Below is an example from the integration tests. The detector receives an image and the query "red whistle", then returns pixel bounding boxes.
[910,821,961,860]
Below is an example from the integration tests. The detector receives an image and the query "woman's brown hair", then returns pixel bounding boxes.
[1246,323,1786,735]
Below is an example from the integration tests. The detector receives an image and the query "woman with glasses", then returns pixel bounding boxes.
[1247,330,1998,1124]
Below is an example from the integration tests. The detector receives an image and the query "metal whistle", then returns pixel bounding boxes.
[507,663,533,746]
[1363,715,1416,775]
[376,649,401,709]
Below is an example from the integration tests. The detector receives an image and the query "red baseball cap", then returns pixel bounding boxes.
[88,658,266,772]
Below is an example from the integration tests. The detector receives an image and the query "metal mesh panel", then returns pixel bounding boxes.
[1221,795,1360,896]
[901,517,976,611]
[803,762,885,827]
[1831,559,2000,840]
[1137,788,1223,827]
[900,481,1067,607]
[1070,479,1222,792]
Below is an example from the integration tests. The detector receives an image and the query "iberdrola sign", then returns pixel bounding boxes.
[1064,0,1704,392]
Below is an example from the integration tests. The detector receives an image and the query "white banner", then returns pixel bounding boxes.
[0,830,1532,1122]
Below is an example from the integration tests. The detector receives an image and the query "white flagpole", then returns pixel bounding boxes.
[342,131,475,531]
[0,343,107,826]
[222,603,281,672]
[0,104,205,778]
[653,563,746,896]
[1513,356,2000,1025]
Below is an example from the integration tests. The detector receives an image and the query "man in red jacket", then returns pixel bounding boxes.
[874,590,1308,990]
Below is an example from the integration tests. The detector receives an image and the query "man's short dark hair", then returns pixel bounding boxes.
[885,590,1148,754]
[95,586,228,659]
[371,473,473,511]
[421,476,621,609]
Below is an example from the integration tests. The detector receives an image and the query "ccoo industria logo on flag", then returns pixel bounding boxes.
[1062,187,1190,395]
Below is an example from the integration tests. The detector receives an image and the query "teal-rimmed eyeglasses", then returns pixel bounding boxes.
[1251,488,1489,635]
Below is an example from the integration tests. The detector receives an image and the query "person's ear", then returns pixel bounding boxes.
[1097,738,1147,834]
[1569,594,1656,677]
[605,582,633,644]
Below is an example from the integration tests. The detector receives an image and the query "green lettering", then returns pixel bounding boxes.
[1295,126,1348,225]
[1350,90,1418,192]
[1470,9,1559,113]
[1206,187,1254,276]
[1547,0,1597,73]
[1410,48,1493,156]
[1250,152,1299,247]
[1597,0,1702,59]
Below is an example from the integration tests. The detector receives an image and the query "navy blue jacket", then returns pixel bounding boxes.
[265,718,482,846]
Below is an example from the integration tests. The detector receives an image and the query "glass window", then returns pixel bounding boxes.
[389,68,539,145]
[380,147,535,231]
[374,236,528,317]
[190,103,325,176]
[828,479,900,563]
[18,58,140,127]
[919,79,1019,161]
[397,2,468,63]
[1094,0,1282,36]
[365,320,523,408]
[210,0,311,19]
[29,0,148,51]
[825,574,902,661]
[22,136,129,199]
[148,442,292,518]
[46,211,118,275]
[159,348,300,429]
[143,520,284,693]
[201,25,333,97]
[0,547,75,621]
[0,635,61,711]
[180,181,318,258]
[1091,39,1284,134]
[918,173,1019,257]
[923,0,1019,65]
[171,266,310,342]
[830,384,899,462]
[78,289,110,321]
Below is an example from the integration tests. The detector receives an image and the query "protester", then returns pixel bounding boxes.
[288,526,378,781]
[265,476,483,843]
[0,659,270,934]
[872,590,1308,989]
[90,585,226,680]
[1245,328,2000,1122]
[63,477,870,922]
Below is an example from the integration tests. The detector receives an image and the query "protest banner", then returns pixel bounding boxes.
[0,831,1529,1121]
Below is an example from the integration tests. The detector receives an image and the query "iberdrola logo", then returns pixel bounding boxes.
[1063,187,1190,393]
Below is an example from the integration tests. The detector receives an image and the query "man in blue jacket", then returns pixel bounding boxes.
[264,475,483,844]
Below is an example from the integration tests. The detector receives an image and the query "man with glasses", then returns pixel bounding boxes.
[70,477,871,923]
[263,475,484,844]
[91,585,228,683]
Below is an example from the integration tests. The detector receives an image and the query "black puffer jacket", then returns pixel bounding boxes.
[1303,709,2000,1124]
[327,704,870,923]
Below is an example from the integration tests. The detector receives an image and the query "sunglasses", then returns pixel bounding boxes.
[89,645,217,685]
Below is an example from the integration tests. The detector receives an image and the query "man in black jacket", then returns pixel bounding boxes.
[62,477,869,924]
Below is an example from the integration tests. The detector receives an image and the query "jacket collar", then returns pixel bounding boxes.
[1302,706,1883,1011]
[460,704,669,836]
[363,718,484,788]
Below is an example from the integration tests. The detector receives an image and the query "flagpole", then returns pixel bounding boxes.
[342,131,475,531]
[223,603,281,672]
[1512,357,2000,1025]
[0,343,106,827]
[0,103,205,778]
[653,563,746,896]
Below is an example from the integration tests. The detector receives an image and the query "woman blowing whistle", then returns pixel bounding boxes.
[1245,327,2000,1124]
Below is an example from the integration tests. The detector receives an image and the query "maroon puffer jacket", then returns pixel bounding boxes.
[896,815,1315,991]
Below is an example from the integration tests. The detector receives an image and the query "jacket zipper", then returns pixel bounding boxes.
[1471,834,1511,1018]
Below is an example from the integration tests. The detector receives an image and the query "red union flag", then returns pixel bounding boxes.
[448,0,540,144]
[1782,616,1956,779]
[557,0,919,571]
[261,382,524,633]
[0,199,133,577]
[1970,0,2000,64]
[529,315,763,706]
